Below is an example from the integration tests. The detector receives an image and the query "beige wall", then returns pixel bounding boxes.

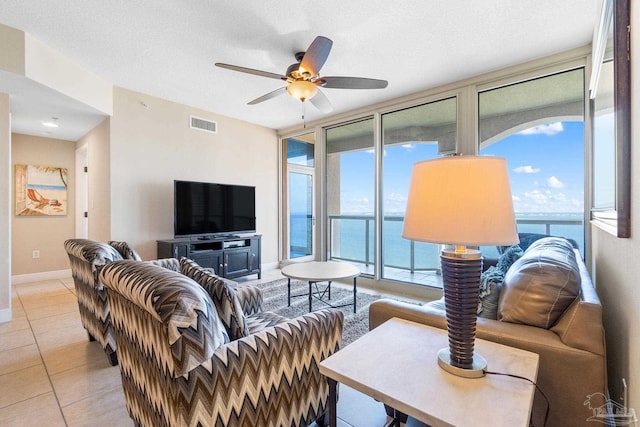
[77,118,111,241]
[591,1,640,415]
[0,93,11,322]
[11,134,76,275]
[0,23,25,75]
[24,33,112,115]
[0,23,111,117]
[109,87,279,262]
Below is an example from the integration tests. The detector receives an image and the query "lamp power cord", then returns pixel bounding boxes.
[483,370,550,427]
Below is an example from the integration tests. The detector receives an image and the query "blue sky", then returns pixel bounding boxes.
[338,120,585,215]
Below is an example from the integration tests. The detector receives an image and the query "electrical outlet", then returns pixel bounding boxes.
[32,250,40,259]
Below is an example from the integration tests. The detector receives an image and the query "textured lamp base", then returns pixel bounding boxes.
[439,248,485,378]
[437,348,487,378]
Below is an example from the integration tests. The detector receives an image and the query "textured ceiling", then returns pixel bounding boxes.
[0,0,600,140]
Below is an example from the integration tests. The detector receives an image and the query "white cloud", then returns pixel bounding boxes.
[519,122,564,136]
[384,192,409,213]
[365,149,386,156]
[386,192,407,203]
[523,190,549,205]
[513,187,584,213]
[547,176,565,188]
[340,193,374,214]
[513,165,541,174]
[402,144,414,150]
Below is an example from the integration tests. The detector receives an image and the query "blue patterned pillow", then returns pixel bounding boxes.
[478,266,504,320]
[496,244,524,274]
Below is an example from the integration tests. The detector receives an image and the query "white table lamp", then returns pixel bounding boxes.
[403,155,518,378]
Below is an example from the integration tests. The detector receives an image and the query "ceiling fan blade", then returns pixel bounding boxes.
[309,89,333,113]
[248,87,287,105]
[320,76,388,89]
[215,63,286,80]
[300,36,333,76]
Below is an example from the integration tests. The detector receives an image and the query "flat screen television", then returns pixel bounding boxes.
[174,180,256,239]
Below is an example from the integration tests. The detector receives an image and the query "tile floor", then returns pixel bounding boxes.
[1,269,429,427]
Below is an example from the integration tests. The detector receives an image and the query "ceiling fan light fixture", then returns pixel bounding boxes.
[286,80,318,102]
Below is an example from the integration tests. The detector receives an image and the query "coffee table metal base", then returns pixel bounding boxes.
[287,277,357,313]
[281,261,360,314]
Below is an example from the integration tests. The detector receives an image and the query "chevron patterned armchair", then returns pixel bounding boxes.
[100,260,344,427]
[64,238,141,366]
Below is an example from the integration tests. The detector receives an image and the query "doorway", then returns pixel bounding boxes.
[75,145,88,238]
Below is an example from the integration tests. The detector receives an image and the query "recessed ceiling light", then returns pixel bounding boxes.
[42,117,59,128]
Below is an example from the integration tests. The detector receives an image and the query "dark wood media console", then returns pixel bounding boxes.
[157,235,261,279]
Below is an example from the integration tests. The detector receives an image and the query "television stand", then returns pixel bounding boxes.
[157,235,261,279]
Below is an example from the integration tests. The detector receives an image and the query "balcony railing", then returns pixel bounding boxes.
[328,214,584,279]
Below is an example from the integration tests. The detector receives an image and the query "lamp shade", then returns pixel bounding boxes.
[402,156,518,247]
[286,80,318,101]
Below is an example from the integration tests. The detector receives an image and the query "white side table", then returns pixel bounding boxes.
[320,317,539,427]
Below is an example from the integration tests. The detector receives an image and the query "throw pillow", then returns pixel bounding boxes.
[477,266,504,320]
[108,241,142,261]
[180,257,249,340]
[496,244,524,274]
[498,233,580,254]
[498,237,581,329]
[477,246,523,320]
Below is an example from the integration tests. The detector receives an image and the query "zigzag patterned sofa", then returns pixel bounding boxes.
[64,239,141,365]
[100,259,344,427]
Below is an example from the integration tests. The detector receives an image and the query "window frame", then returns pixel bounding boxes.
[590,0,631,238]
[277,43,598,294]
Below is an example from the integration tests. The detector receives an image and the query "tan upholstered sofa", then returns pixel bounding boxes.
[369,239,607,427]
[100,258,343,427]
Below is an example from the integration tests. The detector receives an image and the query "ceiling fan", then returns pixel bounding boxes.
[215,36,388,114]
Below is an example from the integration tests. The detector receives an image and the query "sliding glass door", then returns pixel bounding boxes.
[288,168,313,258]
[282,134,315,261]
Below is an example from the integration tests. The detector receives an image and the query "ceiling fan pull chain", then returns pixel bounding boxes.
[302,101,307,128]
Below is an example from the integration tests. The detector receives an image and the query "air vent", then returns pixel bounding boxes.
[190,115,217,134]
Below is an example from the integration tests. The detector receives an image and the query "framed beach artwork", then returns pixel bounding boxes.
[15,164,68,216]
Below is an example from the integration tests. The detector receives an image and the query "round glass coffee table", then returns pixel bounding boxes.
[281,261,360,313]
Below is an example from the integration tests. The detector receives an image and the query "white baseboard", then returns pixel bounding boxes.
[0,308,11,323]
[12,269,72,285]
[261,261,279,272]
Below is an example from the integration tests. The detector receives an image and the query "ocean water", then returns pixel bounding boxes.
[292,213,585,268]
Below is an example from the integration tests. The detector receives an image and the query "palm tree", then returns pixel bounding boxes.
[35,166,68,188]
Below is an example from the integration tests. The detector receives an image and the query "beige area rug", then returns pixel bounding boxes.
[257,278,397,346]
